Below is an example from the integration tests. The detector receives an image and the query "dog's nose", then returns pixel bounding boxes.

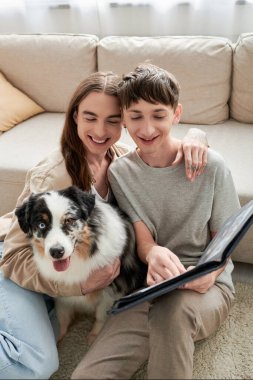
[49,245,65,259]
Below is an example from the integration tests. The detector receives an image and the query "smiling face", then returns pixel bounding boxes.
[123,99,182,155]
[74,92,122,156]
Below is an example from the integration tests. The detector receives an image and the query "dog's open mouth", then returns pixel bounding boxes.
[53,257,71,272]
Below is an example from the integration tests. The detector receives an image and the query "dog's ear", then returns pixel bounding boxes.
[79,191,96,217]
[15,197,34,235]
[60,186,96,218]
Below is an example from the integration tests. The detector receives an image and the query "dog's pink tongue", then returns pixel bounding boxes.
[53,257,70,272]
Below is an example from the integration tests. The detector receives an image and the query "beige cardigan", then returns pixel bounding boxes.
[0,144,128,297]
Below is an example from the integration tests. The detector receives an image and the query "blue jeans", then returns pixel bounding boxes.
[0,241,59,379]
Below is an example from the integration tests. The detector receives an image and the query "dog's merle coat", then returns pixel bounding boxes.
[15,186,146,341]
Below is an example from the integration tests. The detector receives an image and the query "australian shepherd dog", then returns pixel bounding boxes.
[15,186,146,343]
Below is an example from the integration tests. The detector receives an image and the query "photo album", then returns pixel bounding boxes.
[109,200,253,315]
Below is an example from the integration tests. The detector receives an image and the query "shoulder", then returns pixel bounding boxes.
[109,149,136,174]
[28,149,71,192]
[206,149,229,173]
[207,148,225,162]
[206,149,235,189]
[112,142,132,157]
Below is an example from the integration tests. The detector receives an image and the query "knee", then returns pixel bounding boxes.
[30,347,59,379]
[0,352,59,380]
[150,290,198,329]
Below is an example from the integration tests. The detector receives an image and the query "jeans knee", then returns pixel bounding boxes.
[31,347,59,379]
[1,347,59,379]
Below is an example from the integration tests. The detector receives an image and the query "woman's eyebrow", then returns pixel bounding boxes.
[82,111,97,116]
[82,111,121,118]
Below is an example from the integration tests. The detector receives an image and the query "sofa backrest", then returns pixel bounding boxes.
[0,33,98,112]
[97,36,233,125]
[1,33,253,125]
[230,33,253,123]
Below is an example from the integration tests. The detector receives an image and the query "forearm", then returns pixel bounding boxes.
[1,248,82,297]
[136,238,156,265]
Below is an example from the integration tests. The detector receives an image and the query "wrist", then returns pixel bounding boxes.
[145,248,154,264]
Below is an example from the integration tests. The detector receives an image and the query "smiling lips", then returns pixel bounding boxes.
[138,135,159,144]
[89,136,110,144]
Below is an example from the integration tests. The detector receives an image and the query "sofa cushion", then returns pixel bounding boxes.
[0,112,65,216]
[230,33,253,123]
[0,72,44,133]
[98,36,233,125]
[0,34,98,113]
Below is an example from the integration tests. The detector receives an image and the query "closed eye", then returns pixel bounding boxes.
[85,117,96,122]
[108,120,121,125]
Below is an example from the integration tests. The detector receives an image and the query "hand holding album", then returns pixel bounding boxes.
[109,200,253,315]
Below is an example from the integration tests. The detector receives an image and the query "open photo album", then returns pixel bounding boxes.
[109,200,253,315]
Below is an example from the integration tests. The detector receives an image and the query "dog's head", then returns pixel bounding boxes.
[15,186,95,272]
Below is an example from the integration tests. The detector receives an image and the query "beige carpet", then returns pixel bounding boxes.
[51,282,253,379]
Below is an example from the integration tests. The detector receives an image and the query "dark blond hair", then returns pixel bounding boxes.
[61,72,120,190]
[118,63,180,111]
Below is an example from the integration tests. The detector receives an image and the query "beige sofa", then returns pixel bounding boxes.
[0,33,252,269]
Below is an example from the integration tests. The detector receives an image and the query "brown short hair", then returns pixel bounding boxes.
[118,63,180,111]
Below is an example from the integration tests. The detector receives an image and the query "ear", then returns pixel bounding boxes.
[15,198,33,234]
[122,112,127,128]
[73,110,78,124]
[173,103,182,125]
[61,186,96,218]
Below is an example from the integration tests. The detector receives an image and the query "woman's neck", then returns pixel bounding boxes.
[86,151,111,199]
[86,151,108,167]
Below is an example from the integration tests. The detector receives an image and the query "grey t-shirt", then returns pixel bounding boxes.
[108,148,241,293]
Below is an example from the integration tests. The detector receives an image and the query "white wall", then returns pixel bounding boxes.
[0,0,253,42]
